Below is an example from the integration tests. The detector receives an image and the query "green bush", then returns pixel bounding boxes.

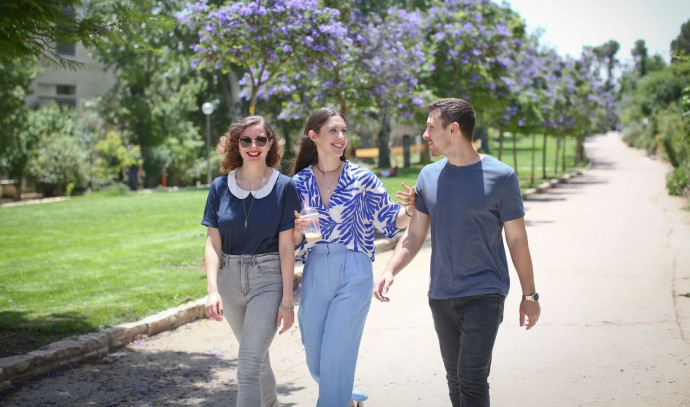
[667,162,690,196]
[26,131,89,197]
[622,121,647,148]
[87,184,129,197]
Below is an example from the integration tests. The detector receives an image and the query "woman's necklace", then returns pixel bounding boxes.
[315,162,342,196]
[238,168,267,228]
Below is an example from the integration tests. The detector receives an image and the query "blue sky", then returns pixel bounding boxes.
[504,0,690,65]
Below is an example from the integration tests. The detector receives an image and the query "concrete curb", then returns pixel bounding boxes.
[0,168,584,391]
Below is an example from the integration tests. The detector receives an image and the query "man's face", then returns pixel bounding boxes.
[423,111,450,157]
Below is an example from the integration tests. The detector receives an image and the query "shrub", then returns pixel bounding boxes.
[667,162,690,196]
[26,131,89,196]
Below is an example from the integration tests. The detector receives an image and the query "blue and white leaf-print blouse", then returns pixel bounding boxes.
[293,161,402,263]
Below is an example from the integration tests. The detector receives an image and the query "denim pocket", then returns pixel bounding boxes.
[257,257,281,274]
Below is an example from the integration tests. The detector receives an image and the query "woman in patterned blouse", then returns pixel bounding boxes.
[291,107,415,407]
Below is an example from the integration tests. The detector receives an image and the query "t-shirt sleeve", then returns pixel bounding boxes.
[279,178,301,232]
[201,181,219,228]
[498,172,525,223]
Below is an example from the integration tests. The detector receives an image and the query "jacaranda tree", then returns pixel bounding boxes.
[256,2,432,167]
[182,0,347,115]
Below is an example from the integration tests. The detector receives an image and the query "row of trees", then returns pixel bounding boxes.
[617,20,690,196]
[183,0,618,171]
[1,0,686,197]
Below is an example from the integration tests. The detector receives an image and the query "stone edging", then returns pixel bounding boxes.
[0,168,584,391]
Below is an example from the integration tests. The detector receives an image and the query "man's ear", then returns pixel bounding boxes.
[450,122,462,137]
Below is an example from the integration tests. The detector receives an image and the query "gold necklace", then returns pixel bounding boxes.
[315,162,342,195]
[316,162,342,174]
[238,168,267,228]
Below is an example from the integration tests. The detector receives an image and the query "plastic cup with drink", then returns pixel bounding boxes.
[300,200,322,243]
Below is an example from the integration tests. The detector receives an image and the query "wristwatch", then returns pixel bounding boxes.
[522,292,539,302]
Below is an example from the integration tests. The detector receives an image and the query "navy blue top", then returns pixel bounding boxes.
[415,155,525,299]
[201,172,301,255]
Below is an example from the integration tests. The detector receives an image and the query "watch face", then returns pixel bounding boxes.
[532,293,539,301]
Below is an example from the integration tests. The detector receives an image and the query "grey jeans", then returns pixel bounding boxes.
[218,252,283,407]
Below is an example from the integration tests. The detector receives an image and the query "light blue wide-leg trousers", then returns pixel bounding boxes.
[298,243,373,407]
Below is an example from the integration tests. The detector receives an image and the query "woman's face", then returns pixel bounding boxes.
[239,123,273,165]
[309,115,347,159]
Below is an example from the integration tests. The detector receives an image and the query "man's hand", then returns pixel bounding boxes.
[520,300,540,330]
[374,271,395,302]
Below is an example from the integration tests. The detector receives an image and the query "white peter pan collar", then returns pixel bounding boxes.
[227,168,279,199]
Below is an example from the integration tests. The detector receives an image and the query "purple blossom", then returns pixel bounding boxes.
[496,24,511,37]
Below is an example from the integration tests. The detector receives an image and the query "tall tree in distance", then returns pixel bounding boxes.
[632,39,648,77]
[671,18,690,61]
[591,39,620,92]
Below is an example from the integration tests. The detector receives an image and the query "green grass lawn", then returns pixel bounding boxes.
[0,188,209,356]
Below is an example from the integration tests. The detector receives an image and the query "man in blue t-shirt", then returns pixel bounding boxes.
[374,98,540,407]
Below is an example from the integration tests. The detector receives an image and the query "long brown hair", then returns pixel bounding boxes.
[217,115,282,173]
[291,107,347,175]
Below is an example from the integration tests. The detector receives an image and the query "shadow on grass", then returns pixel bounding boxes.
[0,310,99,358]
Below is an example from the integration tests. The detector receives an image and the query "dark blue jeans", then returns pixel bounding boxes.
[429,294,505,407]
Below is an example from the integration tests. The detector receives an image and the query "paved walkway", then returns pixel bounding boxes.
[2,132,689,406]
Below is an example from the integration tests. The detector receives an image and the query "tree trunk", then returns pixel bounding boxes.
[575,134,585,164]
[498,129,505,161]
[512,132,518,175]
[542,133,548,179]
[562,131,567,172]
[249,86,258,115]
[218,69,242,121]
[554,134,560,176]
[377,113,392,169]
[530,133,536,186]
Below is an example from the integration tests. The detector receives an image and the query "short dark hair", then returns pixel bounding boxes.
[216,115,282,173]
[427,98,476,141]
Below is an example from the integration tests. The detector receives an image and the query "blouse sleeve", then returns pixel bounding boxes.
[368,172,402,238]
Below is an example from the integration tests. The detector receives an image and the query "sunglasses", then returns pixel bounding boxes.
[239,136,269,148]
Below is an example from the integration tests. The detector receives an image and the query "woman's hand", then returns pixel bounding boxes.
[205,291,224,321]
[293,210,307,234]
[276,303,294,334]
[292,210,307,245]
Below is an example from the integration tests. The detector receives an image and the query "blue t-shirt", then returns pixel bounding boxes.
[201,170,301,255]
[415,155,525,299]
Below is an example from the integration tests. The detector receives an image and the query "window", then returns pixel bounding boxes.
[56,85,76,95]
[55,43,76,57]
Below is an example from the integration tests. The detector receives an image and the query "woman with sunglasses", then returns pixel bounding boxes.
[202,115,301,407]
[291,108,415,407]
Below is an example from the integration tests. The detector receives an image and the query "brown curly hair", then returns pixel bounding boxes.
[216,115,283,173]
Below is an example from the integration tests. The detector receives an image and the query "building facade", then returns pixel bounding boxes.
[25,41,116,109]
